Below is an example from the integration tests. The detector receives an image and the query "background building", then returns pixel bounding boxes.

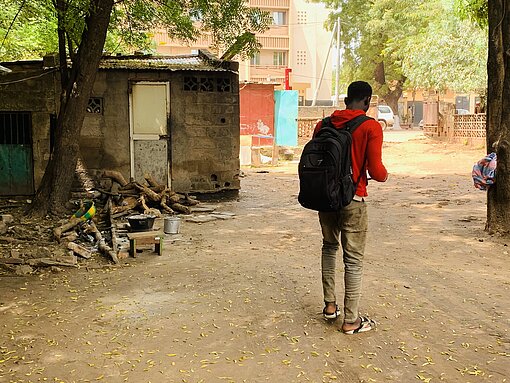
[153,0,333,105]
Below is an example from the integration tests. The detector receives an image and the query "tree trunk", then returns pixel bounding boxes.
[373,61,403,117]
[486,0,510,235]
[382,84,402,119]
[28,0,114,217]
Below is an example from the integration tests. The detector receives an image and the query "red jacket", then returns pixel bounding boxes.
[313,109,388,197]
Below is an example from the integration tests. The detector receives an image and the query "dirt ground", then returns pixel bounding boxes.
[1,130,509,383]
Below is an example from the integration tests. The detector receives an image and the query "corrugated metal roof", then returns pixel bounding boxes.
[99,53,231,72]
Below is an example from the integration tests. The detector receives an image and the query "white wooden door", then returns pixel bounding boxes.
[130,82,170,187]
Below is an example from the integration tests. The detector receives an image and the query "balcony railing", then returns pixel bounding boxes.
[257,36,289,49]
[154,30,213,47]
[248,0,290,8]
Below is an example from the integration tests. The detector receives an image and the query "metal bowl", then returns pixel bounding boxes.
[128,214,156,231]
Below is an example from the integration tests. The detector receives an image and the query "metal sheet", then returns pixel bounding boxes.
[240,84,275,137]
[0,144,34,195]
[133,140,168,186]
[274,90,298,146]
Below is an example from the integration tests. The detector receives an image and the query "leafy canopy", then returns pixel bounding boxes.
[0,0,271,61]
[313,0,487,94]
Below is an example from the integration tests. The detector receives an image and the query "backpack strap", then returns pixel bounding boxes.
[320,114,372,132]
[343,114,372,133]
[321,116,333,129]
[344,115,373,189]
[320,114,372,189]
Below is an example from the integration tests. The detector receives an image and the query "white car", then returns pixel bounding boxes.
[377,105,394,130]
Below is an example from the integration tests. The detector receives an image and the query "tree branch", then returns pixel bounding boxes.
[0,0,28,53]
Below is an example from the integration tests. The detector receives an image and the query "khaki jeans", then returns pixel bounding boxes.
[318,200,368,323]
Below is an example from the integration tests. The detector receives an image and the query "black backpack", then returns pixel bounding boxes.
[298,115,371,212]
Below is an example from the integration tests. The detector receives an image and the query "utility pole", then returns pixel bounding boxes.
[334,16,341,107]
[311,20,337,107]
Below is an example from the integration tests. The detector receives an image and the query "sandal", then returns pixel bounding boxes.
[323,304,341,319]
[343,316,376,334]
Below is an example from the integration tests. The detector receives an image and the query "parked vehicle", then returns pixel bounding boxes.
[377,105,394,130]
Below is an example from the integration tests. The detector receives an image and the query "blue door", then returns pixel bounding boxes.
[0,112,34,195]
[274,90,298,146]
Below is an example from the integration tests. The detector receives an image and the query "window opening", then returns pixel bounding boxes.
[273,51,287,66]
[250,53,260,66]
[0,112,31,145]
[216,78,232,92]
[272,11,286,25]
[184,76,199,91]
[86,97,103,114]
[200,78,214,92]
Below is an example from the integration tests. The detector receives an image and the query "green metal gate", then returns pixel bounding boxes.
[0,112,34,195]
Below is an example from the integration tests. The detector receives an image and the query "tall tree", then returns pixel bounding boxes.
[1,0,269,217]
[485,1,510,234]
[456,0,510,234]
[313,0,486,112]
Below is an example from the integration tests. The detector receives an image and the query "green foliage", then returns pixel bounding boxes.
[401,11,487,92]
[0,0,271,61]
[0,1,58,60]
[455,0,488,28]
[312,0,487,94]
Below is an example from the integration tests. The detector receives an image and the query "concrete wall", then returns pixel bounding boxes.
[84,69,240,193]
[0,62,58,190]
[0,62,240,195]
[170,71,240,192]
[298,106,340,118]
[82,71,131,180]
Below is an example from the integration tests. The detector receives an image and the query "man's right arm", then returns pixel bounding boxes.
[366,121,388,182]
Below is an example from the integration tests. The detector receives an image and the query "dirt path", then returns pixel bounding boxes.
[1,131,509,383]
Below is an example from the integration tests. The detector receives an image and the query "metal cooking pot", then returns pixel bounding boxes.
[128,214,156,231]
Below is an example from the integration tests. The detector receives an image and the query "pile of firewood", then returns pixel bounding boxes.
[49,170,200,266]
[97,170,199,219]
[53,216,119,264]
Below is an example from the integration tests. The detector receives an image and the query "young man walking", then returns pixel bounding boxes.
[313,81,388,334]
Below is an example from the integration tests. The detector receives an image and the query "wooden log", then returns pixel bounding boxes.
[134,183,161,202]
[84,221,102,242]
[0,258,24,264]
[27,258,78,268]
[160,198,175,214]
[54,217,83,240]
[60,232,78,243]
[111,210,131,219]
[167,192,181,204]
[118,190,138,197]
[102,196,120,265]
[111,196,138,215]
[184,193,200,206]
[139,195,151,212]
[144,208,162,217]
[102,170,128,187]
[93,187,120,197]
[144,175,165,193]
[67,242,92,259]
[98,239,119,265]
[170,202,191,215]
[119,181,136,191]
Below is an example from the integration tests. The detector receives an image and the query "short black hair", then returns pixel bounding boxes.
[344,81,372,105]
